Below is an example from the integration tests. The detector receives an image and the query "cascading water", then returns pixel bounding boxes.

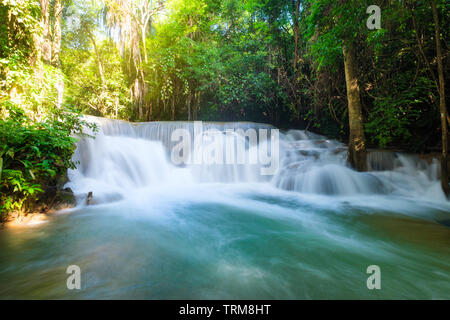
[67,116,447,205]
[66,117,276,202]
[0,116,449,299]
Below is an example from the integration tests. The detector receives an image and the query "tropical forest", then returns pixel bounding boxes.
[0,0,449,300]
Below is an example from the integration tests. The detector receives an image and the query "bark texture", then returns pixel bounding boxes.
[343,42,367,172]
[430,0,449,196]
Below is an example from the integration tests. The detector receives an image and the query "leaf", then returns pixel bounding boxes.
[6,149,14,159]
[28,169,35,180]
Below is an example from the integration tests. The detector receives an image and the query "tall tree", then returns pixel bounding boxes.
[307,0,367,171]
[104,0,165,120]
[51,0,63,66]
[343,42,366,171]
[292,0,300,70]
[430,0,449,196]
[40,0,52,64]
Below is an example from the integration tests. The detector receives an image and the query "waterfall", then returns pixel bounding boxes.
[3,116,449,300]
[66,116,448,205]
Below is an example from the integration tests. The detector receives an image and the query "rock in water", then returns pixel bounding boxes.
[86,191,93,205]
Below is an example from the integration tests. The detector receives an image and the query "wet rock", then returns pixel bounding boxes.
[86,191,93,205]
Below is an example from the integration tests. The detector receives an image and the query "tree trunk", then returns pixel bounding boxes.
[193,92,199,120]
[171,94,175,121]
[87,30,107,113]
[292,0,300,70]
[134,78,144,120]
[342,42,367,171]
[430,0,449,196]
[131,32,146,120]
[115,96,119,119]
[142,23,148,64]
[147,100,152,121]
[87,31,105,86]
[51,0,63,67]
[40,0,51,64]
[187,91,192,121]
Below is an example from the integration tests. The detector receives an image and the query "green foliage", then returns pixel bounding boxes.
[0,0,95,218]
[0,102,95,218]
[61,0,132,118]
[365,75,438,149]
[361,0,446,150]
[62,39,131,118]
[1,0,448,220]
[58,0,447,150]
[303,0,447,148]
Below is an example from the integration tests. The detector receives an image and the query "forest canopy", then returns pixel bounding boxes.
[59,0,447,147]
[2,0,448,144]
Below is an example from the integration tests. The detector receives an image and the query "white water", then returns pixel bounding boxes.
[1,116,449,299]
[67,116,448,208]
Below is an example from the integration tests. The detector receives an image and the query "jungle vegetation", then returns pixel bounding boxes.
[0,0,449,218]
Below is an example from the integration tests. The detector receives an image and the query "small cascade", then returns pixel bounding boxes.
[3,116,449,300]
[68,134,176,204]
[66,116,448,205]
[273,129,446,200]
[95,117,273,150]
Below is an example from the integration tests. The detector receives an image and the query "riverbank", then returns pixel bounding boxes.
[1,187,76,228]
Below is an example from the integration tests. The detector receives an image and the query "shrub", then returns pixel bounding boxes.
[0,101,95,219]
